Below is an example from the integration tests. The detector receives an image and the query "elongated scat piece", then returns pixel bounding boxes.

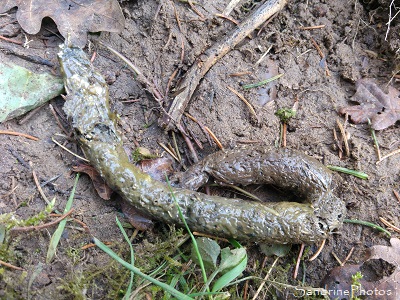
[58,41,346,244]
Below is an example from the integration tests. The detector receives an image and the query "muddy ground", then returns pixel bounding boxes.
[0,0,399,299]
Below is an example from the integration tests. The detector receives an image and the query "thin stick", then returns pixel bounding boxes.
[204,126,224,150]
[184,112,213,146]
[161,0,288,130]
[282,123,287,147]
[252,256,280,300]
[341,247,354,266]
[49,104,70,136]
[177,123,199,163]
[376,148,400,164]
[299,25,326,30]
[0,35,22,44]
[293,244,305,279]
[0,259,25,271]
[30,162,50,205]
[51,137,90,162]
[331,251,343,265]
[193,232,229,242]
[171,131,182,162]
[310,38,330,76]
[97,41,164,103]
[222,0,242,16]
[336,119,350,157]
[10,209,74,234]
[309,239,326,261]
[158,142,180,162]
[394,190,400,202]
[379,217,400,234]
[227,86,258,119]
[0,130,39,141]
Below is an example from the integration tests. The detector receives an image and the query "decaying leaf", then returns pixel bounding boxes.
[72,163,113,200]
[340,78,400,130]
[0,0,124,47]
[120,200,153,231]
[321,238,400,299]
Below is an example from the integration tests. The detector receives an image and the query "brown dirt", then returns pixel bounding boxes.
[1,0,399,299]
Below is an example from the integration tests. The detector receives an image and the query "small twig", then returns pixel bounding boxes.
[97,41,165,103]
[204,126,224,150]
[51,137,90,162]
[30,162,50,205]
[215,13,239,25]
[158,142,180,162]
[187,0,205,19]
[331,251,343,265]
[17,105,45,125]
[10,209,74,234]
[341,247,355,266]
[49,104,70,136]
[376,148,400,164]
[299,25,326,30]
[0,130,39,141]
[310,38,330,76]
[229,71,252,77]
[222,0,242,16]
[309,239,326,261]
[252,256,280,300]
[184,113,213,146]
[293,244,305,279]
[333,127,343,159]
[227,85,258,120]
[171,131,182,162]
[192,232,229,242]
[0,35,22,44]
[379,217,400,234]
[282,123,287,147]
[336,119,350,157]
[177,123,199,163]
[0,259,25,271]
[394,190,400,202]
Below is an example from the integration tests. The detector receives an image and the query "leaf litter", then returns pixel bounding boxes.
[340,78,400,130]
[321,238,400,299]
[0,0,125,47]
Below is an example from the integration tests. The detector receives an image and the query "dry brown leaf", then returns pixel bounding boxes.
[340,78,400,130]
[120,200,153,231]
[0,0,124,47]
[72,163,113,200]
[321,238,400,299]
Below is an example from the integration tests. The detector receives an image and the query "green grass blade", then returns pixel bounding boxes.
[165,177,209,289]
[211,252,247,292]
[46,173,80,263]
[327,165,368,179]
[94,237,193,300]
[115,216,135,300]
[242,74,283,89]
[344,219,391,237]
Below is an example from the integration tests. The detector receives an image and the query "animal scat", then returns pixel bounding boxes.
[58,41,346,244]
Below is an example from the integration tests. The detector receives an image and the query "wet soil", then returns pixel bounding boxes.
[0,0,399,299]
